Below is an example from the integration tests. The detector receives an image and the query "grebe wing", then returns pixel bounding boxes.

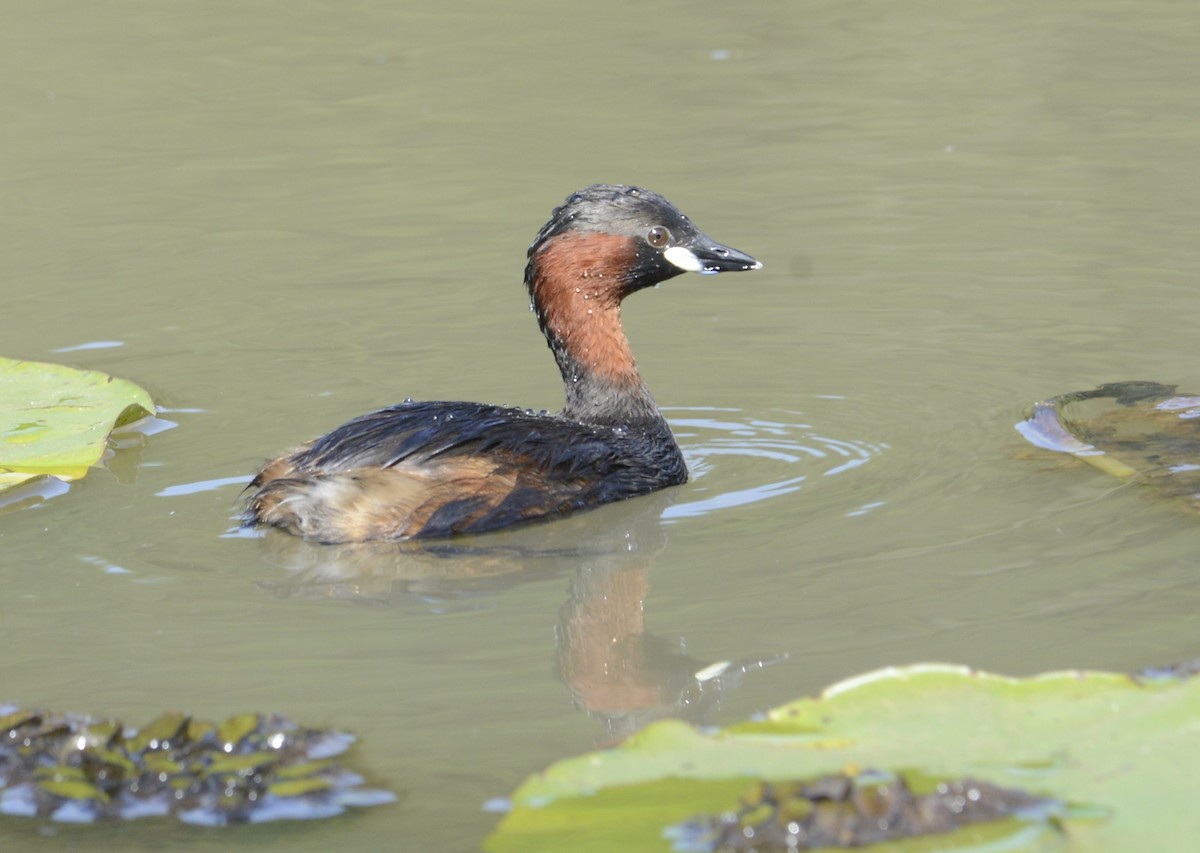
[290,401,627,474]
[247,401,682,542]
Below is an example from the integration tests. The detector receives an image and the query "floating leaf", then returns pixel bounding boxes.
[0,356,155,491]
[38,778,105,802]
[204,750,278,777]
[216,713,261,749]
[0,709,41,732]
[186,718,217,744]
[78,720,122,749]
[489,664,1200,851]
[125,711,188,754]
[34,766,88,782]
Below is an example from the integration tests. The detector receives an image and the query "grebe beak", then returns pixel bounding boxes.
[664,235,762,276]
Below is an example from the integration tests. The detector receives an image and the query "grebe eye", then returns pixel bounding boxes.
[646,226,671,248]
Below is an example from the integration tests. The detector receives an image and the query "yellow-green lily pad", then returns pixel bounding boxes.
[0,356,155,490]
[488,664,1200,851]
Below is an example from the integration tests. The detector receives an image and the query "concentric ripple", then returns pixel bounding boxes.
[663,407,887,520]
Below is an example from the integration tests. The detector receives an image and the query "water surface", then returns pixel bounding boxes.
[3,1,1199,849]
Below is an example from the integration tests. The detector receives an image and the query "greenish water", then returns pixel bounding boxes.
[3,1,1199,849]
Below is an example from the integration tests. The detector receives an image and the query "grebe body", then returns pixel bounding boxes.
[247,185,760,542]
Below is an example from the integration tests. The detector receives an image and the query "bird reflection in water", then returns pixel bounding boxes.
[256,493,781,738]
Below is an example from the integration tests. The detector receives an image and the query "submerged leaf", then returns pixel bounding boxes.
[0,356,155,491]
[275,757,338,779]
[267,777,335,798]
[1017,380,1200,513]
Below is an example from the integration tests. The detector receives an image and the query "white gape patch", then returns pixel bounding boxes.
[663,245,703,273]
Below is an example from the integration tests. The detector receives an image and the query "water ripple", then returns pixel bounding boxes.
[664,408,886,520]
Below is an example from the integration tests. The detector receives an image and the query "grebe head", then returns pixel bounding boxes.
[524,184,761,424]
[525,184,761,294]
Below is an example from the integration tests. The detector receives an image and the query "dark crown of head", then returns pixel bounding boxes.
[528,184,693,257]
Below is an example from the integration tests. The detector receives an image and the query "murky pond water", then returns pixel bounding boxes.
[3,1,1199,849]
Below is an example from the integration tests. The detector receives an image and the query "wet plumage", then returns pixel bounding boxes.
[247,185,761,543]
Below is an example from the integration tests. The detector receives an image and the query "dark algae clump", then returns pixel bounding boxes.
[0,705,394,824]
[672,769,1061,851]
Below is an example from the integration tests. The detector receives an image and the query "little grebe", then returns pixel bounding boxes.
[247,184,761,542]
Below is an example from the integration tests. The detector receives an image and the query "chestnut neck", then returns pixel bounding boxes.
[527,232,665,426]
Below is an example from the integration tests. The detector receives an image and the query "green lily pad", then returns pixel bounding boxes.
[0,356,155,490]
[488,664,1200,851]
[1017,381,1200,513]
